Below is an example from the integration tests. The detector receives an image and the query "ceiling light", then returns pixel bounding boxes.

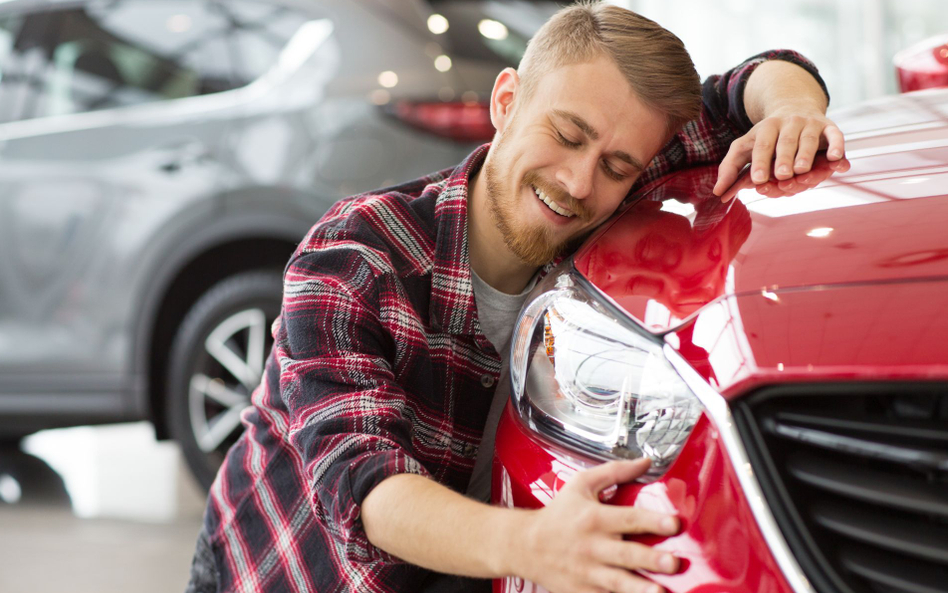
[427,14,449,35]
[434,55,452,72]
[377,71,398,88]
[478,19,508,40]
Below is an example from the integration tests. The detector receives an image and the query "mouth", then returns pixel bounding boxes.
[531,185,576,218]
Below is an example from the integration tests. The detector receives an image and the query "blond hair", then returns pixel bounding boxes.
[518,2,701,137]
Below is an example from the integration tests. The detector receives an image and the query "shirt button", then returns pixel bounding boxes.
[462,443,477,457]
[480,374,495,388]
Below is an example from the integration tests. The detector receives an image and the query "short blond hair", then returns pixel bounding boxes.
[518,2,701,137]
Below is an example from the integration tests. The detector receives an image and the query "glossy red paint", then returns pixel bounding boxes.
[574,89,948,335]
[895,34,948,93]
[492,403,791,593]
[665,281,948,400]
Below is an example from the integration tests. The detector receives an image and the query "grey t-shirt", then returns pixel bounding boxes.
[465,268,536,501]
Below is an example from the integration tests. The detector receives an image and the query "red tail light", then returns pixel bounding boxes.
[385,101,495,143]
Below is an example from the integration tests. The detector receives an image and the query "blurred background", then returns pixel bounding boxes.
[0,0,945,591]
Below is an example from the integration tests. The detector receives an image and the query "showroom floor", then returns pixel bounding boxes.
[0,423,207,593]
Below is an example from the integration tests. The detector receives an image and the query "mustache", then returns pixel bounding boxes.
[522,171,593,222]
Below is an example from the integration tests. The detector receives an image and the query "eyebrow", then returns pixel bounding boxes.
[552,109,646,172]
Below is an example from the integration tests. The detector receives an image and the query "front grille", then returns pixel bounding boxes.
[733,384,948,593]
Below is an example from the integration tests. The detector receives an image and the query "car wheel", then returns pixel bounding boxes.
[167,270,282,491]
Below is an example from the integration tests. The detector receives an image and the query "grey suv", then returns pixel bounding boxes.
[0,0,556,488]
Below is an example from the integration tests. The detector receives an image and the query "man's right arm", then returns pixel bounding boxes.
[282,209,681,592]
[362,459,681,593]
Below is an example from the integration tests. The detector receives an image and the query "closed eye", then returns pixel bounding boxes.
[555,131,581,148]
[556,127,630,182]
[602,161,627,182]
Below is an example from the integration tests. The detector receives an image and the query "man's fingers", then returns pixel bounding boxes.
[598,505,679,536]
[588,566,665,593]
[793,121,825,174]
[713,138,753,196]
[824,124,845,160]
[575,459,651,497]
[593,540,680,575]
[715,132,757,195]
[773,117,806,180]
[750,122,779,184]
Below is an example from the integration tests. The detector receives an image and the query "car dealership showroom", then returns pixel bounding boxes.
[1,0,947,592]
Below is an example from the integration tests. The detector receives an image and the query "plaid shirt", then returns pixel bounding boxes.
[202,50,826,593]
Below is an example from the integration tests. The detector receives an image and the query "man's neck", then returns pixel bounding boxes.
[468,162,539,295]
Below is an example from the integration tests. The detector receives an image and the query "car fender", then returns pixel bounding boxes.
[127,190,330,417]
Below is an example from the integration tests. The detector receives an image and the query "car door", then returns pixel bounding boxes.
[0,0,241,413]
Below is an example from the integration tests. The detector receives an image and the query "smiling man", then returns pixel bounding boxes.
[187,3,844,593]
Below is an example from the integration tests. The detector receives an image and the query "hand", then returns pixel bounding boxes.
[713,109,845,197]
[518,458,680,593]
[719,153,851,203]
[752,155,851,199]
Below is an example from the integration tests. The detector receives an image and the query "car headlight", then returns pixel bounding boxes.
[510,262,702,479]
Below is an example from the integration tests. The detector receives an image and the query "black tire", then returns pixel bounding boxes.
[167,270,282,491]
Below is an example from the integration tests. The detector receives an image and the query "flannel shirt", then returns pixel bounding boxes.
[201,50,828,593]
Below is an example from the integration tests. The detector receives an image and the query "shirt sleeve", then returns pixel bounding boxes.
[631,49,831,194]
[275,241,429,565]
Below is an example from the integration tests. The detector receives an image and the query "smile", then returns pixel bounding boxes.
[532,185,575,218]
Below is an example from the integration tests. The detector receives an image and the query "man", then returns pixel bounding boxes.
[187,3,845,593]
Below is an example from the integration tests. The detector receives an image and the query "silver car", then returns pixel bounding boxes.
[0,0,556,488]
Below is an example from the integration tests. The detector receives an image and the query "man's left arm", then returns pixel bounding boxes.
[633,50,846,198]
[712,59,846,196]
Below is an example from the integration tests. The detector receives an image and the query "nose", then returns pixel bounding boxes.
[554,151,597,201]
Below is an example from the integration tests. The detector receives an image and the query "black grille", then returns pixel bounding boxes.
[733,383,948,593]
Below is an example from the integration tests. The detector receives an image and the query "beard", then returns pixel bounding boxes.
[483,122,594,266]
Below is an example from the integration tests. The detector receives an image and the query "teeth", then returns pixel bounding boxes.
[532,186,575,218]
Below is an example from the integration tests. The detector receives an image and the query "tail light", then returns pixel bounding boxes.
[384,100,495,143]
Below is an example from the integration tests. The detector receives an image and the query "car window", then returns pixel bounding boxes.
[0,0,309,122]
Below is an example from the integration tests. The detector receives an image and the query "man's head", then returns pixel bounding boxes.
[481,2,701,266]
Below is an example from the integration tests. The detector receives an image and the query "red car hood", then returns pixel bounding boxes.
[575,88,948,335]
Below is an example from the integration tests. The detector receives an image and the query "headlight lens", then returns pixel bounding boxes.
[510,263,702,478]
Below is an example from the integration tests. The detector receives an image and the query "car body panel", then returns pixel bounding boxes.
[574,89,948,335]
[664,281,948,401]
[493,404,793,593]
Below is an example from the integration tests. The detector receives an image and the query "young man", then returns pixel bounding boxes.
[187,3,845,593]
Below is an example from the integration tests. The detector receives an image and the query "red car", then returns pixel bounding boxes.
[491,84,948,593]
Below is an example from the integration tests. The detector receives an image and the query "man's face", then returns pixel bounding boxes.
[483,55,671,266]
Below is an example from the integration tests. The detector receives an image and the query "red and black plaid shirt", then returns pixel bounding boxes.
[203,50,826,592]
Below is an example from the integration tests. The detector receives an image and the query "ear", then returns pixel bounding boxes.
[489,67,520,134]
